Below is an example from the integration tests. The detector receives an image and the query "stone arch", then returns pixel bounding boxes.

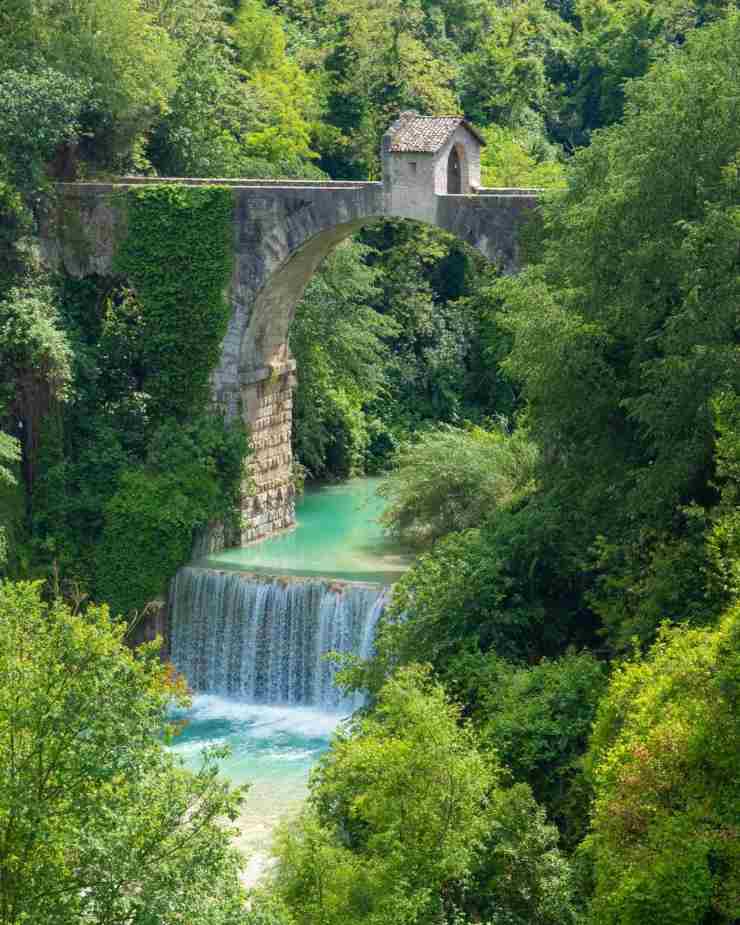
[238,208,515,384]
[236,209,507,544]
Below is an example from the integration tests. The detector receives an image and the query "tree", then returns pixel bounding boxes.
[270,665,576,925]
[0,279,72,489]
[290,239,395,479]
[317,0,458,177]
[0,67,92,190]
[480,124,565,190]
[472,784,578,925]
[0,435,21,572]
[497,13,740,649]
[459,0,573,130]
[566,0,737,142]
[271,665,496,924]
[582,604,740,924]
[463,650,607,846]
[0,0,181,170]
[378,423,538,547]
[0,579,250,924]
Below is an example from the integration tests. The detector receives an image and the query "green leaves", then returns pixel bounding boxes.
[378,423,538,547]
[584,606,740,923]
[117,184,234,421]
[272,665,498,925]
[0,67,92,191]
[0,579,248,924]
[96,414,248,617]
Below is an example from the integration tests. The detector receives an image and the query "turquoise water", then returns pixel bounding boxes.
[198,477,411,584]
[170,696,341,882]
[171,478,409,880]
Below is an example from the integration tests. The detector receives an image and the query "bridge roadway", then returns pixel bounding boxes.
[41,177,538,547]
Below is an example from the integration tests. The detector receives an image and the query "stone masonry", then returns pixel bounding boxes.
[39,119,539,550]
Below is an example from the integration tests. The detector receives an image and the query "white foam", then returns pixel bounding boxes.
[173,694,344,740]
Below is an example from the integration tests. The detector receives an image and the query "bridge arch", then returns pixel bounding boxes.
[40,140,538,547]
[233,191,535,544]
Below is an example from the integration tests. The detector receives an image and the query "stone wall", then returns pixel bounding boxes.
[241,363,297,543]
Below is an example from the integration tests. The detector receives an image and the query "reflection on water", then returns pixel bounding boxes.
[170,696,342,884]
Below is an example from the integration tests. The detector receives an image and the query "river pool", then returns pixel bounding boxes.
[197,476,411,584]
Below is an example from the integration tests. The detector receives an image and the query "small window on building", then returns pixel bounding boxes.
[409,161,417,174]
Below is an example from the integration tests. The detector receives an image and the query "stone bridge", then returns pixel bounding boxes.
[40,115,539,548]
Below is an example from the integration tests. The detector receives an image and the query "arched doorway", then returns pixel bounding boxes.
[447,146,462,194]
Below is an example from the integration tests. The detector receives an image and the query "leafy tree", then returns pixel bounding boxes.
[271,664,576,925]
[362,221,488,431]
[472,783,578,925]
[0,67,92,190]
[272,665,495,924]
[0,278,72,488]
[480,124,565,189]
[0,579,249,924]
[0,434,21,572]
[96,414,247,616]
[458,650,607,845]
[582,604,740,924]
[233,0,321,165]
[497,13,740,648]
[567,0,738,142]
[379,423,538,547]
[317,0,458,177]
[148,0,259,177]
[459,0,574,130]
[290,240,396,479]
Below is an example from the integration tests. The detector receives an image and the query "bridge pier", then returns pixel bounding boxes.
[240,361,297,544]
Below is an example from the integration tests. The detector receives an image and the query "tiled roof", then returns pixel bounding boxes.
[386,112,485,153]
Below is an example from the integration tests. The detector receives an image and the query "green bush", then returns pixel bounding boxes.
[379,423,538,548]
[96,415,247,616]
[0,579,248,923]
[582,604,740,923]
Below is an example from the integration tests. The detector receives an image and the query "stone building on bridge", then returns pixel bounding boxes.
[382,112,485,219]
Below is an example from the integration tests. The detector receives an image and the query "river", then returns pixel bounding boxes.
[167,477,410,883]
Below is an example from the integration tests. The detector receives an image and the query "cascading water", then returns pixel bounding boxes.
[169,566,388,711]
[167,479,408,885]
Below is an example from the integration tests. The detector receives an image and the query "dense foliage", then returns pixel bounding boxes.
[1,1,739,923]
[0,580,248,924]
[115,185,235,419]
[583,606,740,923]
[267,666,576,925]
[1,186,246,616]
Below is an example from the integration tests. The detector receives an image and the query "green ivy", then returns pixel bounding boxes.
[24,184,247,616]
[96,414,248,617]
[116,184,235,421]
[89,185,246,615]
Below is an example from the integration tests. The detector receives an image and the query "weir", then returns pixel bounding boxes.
[169,567,387,711]
[168,479,401,710]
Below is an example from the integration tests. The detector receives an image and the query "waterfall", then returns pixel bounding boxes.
[169,566,388,711]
